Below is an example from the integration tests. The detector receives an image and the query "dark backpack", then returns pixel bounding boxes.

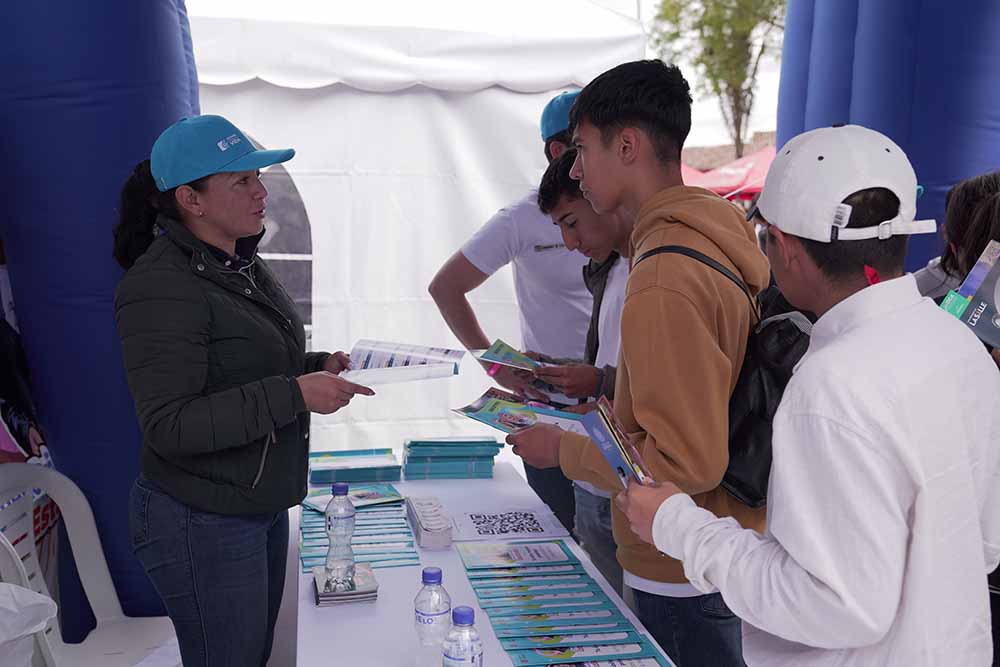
[634,245,811,508]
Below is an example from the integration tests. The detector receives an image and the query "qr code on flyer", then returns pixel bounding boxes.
[469,511,545,536]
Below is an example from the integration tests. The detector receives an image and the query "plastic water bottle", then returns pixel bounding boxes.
[441,606,484,667]
[413,567,452,667]
[324,482,355,592]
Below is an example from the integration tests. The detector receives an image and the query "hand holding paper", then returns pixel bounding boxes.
[506,424,563,469]
[618,479,684,545]
[296,371,374,414]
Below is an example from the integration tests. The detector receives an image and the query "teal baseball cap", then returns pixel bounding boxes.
[540,90,581,142]
[151,115,295,192]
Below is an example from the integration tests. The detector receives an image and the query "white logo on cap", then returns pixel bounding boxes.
[217,139,229,152]
[227,134,242,146]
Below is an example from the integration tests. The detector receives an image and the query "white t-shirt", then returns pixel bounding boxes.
[462,189,591,360]
[576,256,628,502]
[653,275,1000,664]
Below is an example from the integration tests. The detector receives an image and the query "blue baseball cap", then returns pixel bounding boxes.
[151,115,295,192]
[540,90,581,142]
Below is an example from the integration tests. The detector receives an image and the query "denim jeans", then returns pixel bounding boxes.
[632,589,745,667]
[573,485,623,596]
[523,463,576,535]
[129,477,289,667]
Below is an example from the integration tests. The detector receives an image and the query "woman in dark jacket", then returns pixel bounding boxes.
[113,115,374,667]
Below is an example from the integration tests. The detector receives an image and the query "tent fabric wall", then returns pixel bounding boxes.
[192,4,646,452]
[777,0,1000,272]
[0,0,198,641]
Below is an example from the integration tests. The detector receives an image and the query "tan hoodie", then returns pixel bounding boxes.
[559,186,771,584]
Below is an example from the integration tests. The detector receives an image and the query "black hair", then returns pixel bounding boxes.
[940,171,1000,279]
[112,160,208,270]
[794,188,907,279]
[544,130,572,163]
[537,148,581,215]
[568,60,692,165]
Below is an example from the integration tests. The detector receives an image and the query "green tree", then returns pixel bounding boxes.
[654,0,784,157]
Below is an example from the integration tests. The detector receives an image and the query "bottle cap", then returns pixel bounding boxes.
[452,606,474,626]
[332,482,349,496]
[422,567,443,585]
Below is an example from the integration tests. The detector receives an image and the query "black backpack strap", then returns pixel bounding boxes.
[634,245,760,320]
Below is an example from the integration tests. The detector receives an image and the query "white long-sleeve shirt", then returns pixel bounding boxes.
[652,275,1000,666]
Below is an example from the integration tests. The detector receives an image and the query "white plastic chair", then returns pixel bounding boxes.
[0,463,175,666]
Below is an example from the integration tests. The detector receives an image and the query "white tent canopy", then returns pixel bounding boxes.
[189,0,645,91]
[187,1,646,449]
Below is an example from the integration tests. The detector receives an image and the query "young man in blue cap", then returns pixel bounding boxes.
[429,92,592,533]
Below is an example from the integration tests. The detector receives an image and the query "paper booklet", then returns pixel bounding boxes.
[339,339,464,385]
[301,483,403,513]
[454,388,587,435]
[580,397,653,490]
[941,240,1000,347]
[474,339,554,372]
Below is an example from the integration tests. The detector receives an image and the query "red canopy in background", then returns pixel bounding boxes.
[681,162,704,185]
[690,145,775,200]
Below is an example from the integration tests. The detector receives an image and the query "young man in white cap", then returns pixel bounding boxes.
[429,92,591,533]
[621,124,1000,665]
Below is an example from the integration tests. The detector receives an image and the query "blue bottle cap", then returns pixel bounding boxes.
[452,606,474,626]
[421,567,442,585]
[332,482,349,496]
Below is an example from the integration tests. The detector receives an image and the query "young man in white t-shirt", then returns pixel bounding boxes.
[428,92,592,532]
[621,125,1000,665]
[534,147,630,594]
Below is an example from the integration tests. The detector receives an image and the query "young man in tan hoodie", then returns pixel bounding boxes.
[507,60,770,666]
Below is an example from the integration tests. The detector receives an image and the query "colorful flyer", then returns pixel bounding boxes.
[580,397,653,490]
[466,564,587,579]
[501,630,643,651]
[490,609,628,629]
[480,590,608,609]
[454,388,587,435]
[475,582,601,599]
[301,482,404,512]
[456,540,578,570]
[507,640,658,665]
[495,621,632,639]
[472,574,589,589]
[485,599,615,618]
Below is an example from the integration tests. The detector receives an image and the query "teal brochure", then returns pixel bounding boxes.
[456,540,579,570]
[484,599,615,618]
[466,564,587,579]
[490,608,627,629]
[500,630,644,650]
[507,639,659,665]
[494,620,632,639]
[480,589,609,609]
[472,573,590,589]
[475,582,602,599]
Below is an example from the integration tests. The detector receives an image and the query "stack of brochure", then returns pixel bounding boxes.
[307,449,402,484]
[458,540,672,666]
[299,483,421,572]
[403,436,501,479]
[312,563,379,606]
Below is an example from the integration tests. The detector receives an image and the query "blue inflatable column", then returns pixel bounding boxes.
[0,0,198,641]
[777,0,1000,272]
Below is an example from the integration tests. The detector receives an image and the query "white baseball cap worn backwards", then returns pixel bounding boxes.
[749,124,937,243]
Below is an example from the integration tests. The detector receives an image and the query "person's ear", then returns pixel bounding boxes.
[549,141,568,160]
[174,184,204,219]
[618,127,640,167]
[768,226,798,270]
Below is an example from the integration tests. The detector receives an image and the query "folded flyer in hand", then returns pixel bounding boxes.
[941,240,1000,347]
[340,339,464,385]
[580,397,653,490]
[454,388,586,435]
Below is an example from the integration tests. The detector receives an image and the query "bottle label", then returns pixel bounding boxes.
[415,608,450,628]
[442,652,483,666]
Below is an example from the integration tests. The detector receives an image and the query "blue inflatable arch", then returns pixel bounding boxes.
[0,0,198,640]
[778,0,1000,272]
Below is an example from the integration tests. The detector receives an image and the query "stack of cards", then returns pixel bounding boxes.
[457,541,674,666]
[299,484,420,572]
[403,436,501,479]
[312,563,379,606]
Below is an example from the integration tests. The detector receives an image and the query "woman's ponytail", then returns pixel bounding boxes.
[113,160,162,270]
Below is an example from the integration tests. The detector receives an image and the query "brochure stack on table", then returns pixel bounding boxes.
[403,436,502,480]
[307,449,402,484]
[458,540,672,666]
[298,483,421,573]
